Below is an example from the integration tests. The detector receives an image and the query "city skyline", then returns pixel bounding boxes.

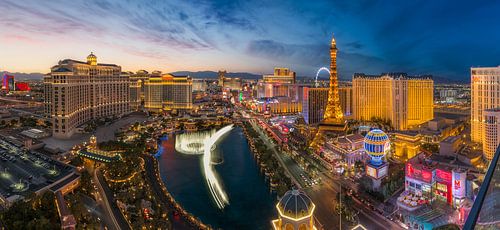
[1,0,500,81]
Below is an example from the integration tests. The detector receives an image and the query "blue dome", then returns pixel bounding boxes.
[364,129,390,165]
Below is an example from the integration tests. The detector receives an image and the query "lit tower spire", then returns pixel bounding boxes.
[322,34,344,125]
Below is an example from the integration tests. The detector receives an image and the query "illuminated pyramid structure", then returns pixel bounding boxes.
[311,34,347,147]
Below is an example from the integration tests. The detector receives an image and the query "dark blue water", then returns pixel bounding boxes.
[158,127,276,229]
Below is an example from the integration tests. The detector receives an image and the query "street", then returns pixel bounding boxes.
[247,116,403,230]
[93,167,131,230]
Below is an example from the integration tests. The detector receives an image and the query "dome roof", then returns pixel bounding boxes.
[277,189,314,219]
[87,52,97,65]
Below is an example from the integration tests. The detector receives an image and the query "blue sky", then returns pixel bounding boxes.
[1,0,499,80]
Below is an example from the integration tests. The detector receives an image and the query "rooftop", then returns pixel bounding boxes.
[277,189,314,220]
[0,137,75,200]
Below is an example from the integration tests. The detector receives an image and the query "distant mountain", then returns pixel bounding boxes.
[171,71,261,79]
[3,72,44,80]
[432,76,468,84]
[4,70,467,84]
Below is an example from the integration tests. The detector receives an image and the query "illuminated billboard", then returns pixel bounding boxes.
[452,169,466,199]
[366,163,388,180]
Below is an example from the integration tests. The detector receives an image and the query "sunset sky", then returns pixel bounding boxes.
[1,0,500,80]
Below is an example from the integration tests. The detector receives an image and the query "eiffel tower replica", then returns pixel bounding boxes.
[311,35,347,147]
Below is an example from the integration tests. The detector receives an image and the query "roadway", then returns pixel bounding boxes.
[308,172,403,230]
[248,119,307,188]
[246,116,403,230]
[93,167,131,230]
[0,96,43,105]
[81,194,112,229]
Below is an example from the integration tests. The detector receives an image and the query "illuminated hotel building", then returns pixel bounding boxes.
[400,153,470,209]
[471,66,500,149]
[302,87,352,125]
[338,85,352,117]
[128,70,150,111]
[393,131,421,161]
[352,73,434,130]
[271,189,317,230]
[302,87,328,124]
[192,79,207,92]
[44,53,130,139]
[144,74,192,113]
[263,67,296,84]
[1,74,15,92]
[253,97,301,115]
[217,70,242,91]
[222,77,242,91]
[218,70,226,87]
[482,108,500,161]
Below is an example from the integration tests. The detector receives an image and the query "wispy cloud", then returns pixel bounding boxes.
[1,0,500,79]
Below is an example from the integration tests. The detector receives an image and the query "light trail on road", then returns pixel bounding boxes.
[203,124,233,209]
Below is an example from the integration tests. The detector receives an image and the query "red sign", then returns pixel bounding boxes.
[436,169,452,183]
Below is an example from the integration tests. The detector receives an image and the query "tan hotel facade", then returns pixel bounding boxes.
[144,74,192,113]
[44,53,130,139]
[352,73,434,130]
[471,66,500,160]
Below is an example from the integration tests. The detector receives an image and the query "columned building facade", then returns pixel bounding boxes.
[144,74,192,113]
[483,109,500,161]
[352,73,434,130]
[471,66,500,146]
[44,53,130,139]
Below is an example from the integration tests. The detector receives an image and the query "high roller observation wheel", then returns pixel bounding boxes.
[315,67,330,87]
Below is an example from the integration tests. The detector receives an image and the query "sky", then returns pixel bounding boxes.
[1,0,500,80]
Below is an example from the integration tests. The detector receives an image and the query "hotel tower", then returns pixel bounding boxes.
[44,53,130,139]
[352,73,433,130]
[471,66,500,160]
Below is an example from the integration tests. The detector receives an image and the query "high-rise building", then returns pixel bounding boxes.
[471,66,500,145]
[192,79,207,92]
[44,53,130,139]
[129,70,150,111]
[144,74,192,113]
[302,85,352,125]
[352,73,434,130]
[483,109,500,161]
[218,70,226,87]
[263,67,296,84]
[2,73,15,92]
[338,85,352,117]
[302,87,328,125]
[222,77,242,91]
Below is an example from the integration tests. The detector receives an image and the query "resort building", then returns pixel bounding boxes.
[482,108,500,161]
[471,66,500,145]
[252,97,302,115]
[144,74,193,113]
[271,189,317,230]
[302,86,352,125]
[128,70,151,111]
[352,73,434,130]
[263,67,296,84]
[43,53,130,139]
[398,153,476,229]
[302,87,328,125]
[393,131,422,161]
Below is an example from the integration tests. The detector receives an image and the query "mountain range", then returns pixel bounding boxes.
[3,71,467,84]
